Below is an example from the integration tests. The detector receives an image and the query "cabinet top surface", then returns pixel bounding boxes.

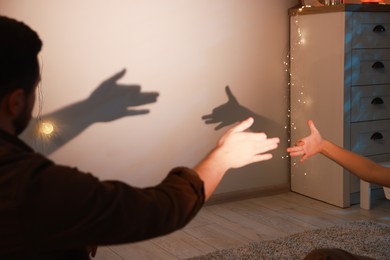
[289,4,390,16]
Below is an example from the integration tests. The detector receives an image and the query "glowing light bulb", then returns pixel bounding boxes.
[40,121,54,135]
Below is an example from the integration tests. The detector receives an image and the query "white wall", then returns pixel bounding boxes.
[2,0,297,195]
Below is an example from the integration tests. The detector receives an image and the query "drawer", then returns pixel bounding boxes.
[352,49,390,85]
[351,85,390,122]
[351,120,390,156]
[352,12,390,49]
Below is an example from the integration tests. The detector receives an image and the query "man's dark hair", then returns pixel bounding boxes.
[0,16,42,99]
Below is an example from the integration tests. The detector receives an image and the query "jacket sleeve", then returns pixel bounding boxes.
[23,157,205,250]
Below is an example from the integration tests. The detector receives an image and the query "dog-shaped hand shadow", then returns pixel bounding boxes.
[202,85,280,134]
[22,69,159,155]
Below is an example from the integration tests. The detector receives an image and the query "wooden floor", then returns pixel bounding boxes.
[94,192,390,260]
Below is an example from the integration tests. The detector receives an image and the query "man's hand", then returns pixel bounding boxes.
[216,117,280,169]
[195,117,280,200]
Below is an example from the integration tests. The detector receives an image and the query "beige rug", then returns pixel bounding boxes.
[187,220,390,260]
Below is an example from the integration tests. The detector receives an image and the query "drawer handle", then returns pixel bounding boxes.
[372,61,385,69]
[373,25,386,33]
[371,97,384,105]
[371,132,384,141]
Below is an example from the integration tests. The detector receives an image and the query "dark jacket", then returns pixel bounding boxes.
[0,129,205,259]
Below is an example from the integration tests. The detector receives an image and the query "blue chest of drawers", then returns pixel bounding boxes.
[290,4,390,208]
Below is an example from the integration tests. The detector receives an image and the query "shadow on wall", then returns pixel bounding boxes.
[202,86,289,192]
[202,86,286,191]
[21,76,281,160]
[21,69,159,155]
[202,86,281,136]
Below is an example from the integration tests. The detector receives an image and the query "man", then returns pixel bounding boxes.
[0,16,280,259]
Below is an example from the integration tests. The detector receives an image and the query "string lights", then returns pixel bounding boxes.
[39,121,55,135]
[286,6,308,167]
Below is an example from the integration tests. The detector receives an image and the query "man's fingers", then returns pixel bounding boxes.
[231,117,254,133]
[252,153,273,163]
[255,138,279,153]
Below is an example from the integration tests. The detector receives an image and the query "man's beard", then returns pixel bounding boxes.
[13,107,31,136]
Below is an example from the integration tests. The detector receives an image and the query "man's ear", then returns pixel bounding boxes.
[6,89,26,117]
